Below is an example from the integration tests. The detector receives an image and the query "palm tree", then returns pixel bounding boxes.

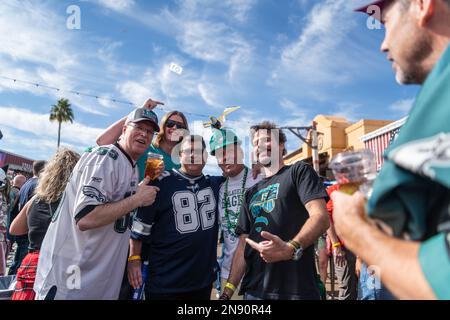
[49,98,74,148]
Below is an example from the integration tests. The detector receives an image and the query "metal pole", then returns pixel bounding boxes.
[311,121,320,174]
[329,254,335,300]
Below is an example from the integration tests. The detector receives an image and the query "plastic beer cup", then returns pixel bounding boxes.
[145,152,164,180]
[329,150,377,198]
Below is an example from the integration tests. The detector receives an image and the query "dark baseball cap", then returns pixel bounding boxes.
[354,0,392,14]
[125,108,160,132]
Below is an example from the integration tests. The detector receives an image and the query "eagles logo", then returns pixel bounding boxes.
[250,184,280,217]
[83,186,107,203]
[389,133,450,180]
[249,184,280,232]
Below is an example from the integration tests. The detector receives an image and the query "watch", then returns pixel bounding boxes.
[287,240,303,261]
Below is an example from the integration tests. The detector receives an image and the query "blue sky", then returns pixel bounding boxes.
[0,0,420,175]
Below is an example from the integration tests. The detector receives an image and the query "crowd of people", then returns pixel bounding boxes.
[0,0,449,300]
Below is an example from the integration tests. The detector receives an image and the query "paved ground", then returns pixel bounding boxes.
[211,244,340,300]
[5,242,341,300]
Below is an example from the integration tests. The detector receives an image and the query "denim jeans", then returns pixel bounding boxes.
[358,262,396,300]
[244,292,263,300]
[8,240,29,275]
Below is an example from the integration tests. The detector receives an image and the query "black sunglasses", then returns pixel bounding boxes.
[166,120,187,130]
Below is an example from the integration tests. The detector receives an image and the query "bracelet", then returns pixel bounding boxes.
[225,282,237,292]
[127,255,141,262]
[288,240,301,250]
[332,242,342,248]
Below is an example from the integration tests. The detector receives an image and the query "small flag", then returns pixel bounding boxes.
[169,62,183,75]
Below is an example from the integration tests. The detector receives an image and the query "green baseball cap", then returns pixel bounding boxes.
[209,128,241,156]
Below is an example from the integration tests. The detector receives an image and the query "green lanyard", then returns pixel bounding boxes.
[223,167,249,236]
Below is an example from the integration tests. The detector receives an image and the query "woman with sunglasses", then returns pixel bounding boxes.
[96,98,189,180]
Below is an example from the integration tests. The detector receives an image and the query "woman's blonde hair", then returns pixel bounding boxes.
[153,111,189,148]
[35,148,80,203]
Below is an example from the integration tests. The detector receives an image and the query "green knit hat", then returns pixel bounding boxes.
[209,128,241,156]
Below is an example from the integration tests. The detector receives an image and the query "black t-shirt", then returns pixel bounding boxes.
[236,161,328,300]
[27,198,61,251]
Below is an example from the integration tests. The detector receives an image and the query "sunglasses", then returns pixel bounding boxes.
[127,123,154,136]
[166,120,187,130]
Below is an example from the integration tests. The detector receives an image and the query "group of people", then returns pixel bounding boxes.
[1,0,450,300]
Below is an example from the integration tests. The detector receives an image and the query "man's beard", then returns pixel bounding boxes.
[397,31,433,85]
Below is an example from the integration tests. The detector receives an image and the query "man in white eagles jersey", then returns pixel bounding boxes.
[34,108,160,300]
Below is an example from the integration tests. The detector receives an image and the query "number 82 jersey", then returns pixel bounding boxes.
[131,169,223,294]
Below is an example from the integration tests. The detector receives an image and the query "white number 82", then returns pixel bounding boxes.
[172,188,216,234]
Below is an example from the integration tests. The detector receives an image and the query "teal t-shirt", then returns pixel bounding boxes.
[137,144,181,181]
[419,232,450,299]
[367,44,450,299]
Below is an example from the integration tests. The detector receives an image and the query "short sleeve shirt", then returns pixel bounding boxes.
[236,162,328,300]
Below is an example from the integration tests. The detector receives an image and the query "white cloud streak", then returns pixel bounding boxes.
[389,98,415,116]
[0,106,102,148]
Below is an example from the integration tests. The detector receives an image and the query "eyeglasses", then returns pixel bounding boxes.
[166,120,187,130]
[128,123,154,136]
[180,148,204,156]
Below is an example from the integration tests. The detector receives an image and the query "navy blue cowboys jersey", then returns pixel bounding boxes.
[131,169,223,295]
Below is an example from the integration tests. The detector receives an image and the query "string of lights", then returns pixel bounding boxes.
[0,75,215,120]
[0,75,310,133]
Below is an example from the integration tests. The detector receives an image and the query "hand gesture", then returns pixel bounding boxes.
[142,98,164,111]
[135,177,160,207]
[245,231,294,263]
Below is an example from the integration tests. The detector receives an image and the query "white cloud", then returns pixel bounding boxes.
[96,0,135,12]
[272,0,355,86]
[389,98,415,115]
[0,1,77,69]
[101,0,256,83]
[270,0,382,102]
[197,83,223,109]
[223,0,256,22]
[0,127,80,160]
[0,1,136,117]
[0,106,103,148]
[280,98,300,113]
[172,19,252,67]
[116,58,212,114]
[334,102,362,122]
[176,0,256,24]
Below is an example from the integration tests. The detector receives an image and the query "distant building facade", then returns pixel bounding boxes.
[0,149,34,176]
[284,115,396,178]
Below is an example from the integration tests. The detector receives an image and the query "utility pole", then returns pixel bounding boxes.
[280,123,320,174]
[311,121,320,174]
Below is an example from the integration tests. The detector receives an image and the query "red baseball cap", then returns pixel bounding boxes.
[354,0,392,14]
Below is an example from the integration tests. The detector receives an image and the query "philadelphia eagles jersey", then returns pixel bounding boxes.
[218,168,261,279]
[131,169,223,295]
[34,143,139,300]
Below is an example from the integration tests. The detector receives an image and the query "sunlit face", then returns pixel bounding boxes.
[165,114,188,143]
[121,121,155,160]
[179,140,207,175]
[252,129,284,167]
[216,144,244,178]
[380,2,432,84]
